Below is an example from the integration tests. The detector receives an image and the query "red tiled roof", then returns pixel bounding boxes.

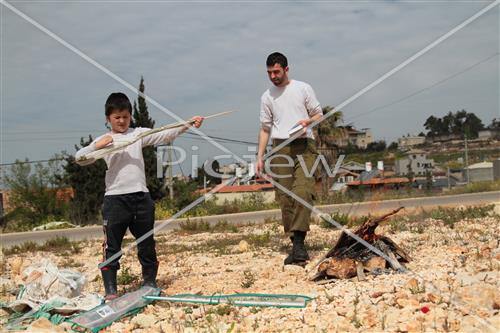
[198,183,274,194]
[347,177,409,186]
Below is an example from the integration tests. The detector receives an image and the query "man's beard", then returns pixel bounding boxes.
[272,78,283,86]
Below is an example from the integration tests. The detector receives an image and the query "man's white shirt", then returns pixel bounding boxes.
[260,79,322,139]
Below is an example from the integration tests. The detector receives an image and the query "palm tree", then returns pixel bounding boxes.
[314,106,346,198]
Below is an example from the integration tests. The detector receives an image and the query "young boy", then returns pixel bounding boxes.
[75,92,203,300]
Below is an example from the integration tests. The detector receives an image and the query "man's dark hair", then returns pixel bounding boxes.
[266,52,288,68]
[105,92,132,116]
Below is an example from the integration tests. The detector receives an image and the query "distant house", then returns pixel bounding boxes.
[463,161,496,182]
[395,150,434,176]
[426,133,462,144]
[220,163,248,178]
[358,169,380,182]
[341,161,366,173]
[398,135,426,149]
[346,177,410,190]
[349,127,373,149]
[219,162,254,185]
[335,126,374,149]
[414,176,459,190]
[336,169,359,184]
[330,167,360,192]
[328,161,365,192]
[478,129,500,141]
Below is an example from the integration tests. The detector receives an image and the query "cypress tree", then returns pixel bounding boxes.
[131,77,164,200]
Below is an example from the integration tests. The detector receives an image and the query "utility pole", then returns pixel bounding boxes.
[447,166,451,190]
[167,143,174,200]
[203,173,207,192]
[160,144,174,199]
[464,133,469,184]
[203,160,209,192]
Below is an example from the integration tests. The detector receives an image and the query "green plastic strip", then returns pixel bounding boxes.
[5,298,70,330]
[144,293,314,308]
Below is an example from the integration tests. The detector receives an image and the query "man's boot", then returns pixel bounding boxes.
[293,231,310,261]
[101,268,118,301]
[142,265,158,288]
[284,231,310,265]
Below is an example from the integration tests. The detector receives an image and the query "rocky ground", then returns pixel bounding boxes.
[1,207,499,332]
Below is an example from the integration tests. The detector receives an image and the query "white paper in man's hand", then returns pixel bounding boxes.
[288,123,304,137]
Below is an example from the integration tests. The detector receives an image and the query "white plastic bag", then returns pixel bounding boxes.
[8,259,101,313]
[21,259,86,301]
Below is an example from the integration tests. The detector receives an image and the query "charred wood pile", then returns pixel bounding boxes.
[311,207,411,282]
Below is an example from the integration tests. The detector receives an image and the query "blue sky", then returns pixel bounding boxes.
[1,1,498,175]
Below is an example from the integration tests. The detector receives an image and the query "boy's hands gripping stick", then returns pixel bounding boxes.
[96,135,114,149]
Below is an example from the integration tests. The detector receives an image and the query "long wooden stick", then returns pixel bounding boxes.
[76,111,233,164]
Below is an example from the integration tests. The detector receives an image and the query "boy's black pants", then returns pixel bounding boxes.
[100,191,157,271]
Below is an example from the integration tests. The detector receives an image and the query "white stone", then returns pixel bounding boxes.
[131,313,156,329]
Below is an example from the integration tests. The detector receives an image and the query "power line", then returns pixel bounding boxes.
[2,52,496,163]
[5,54,496,143]
[2,127,256,135]
[2,136,96,142]
[182,132,259,146]
[2,129,104,135]
[0,135,259,166]
[1,132,258,146]
[0,158,65,166]
[346,52,499,122]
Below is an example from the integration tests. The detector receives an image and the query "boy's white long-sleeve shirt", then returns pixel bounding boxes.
[75,126,183,196]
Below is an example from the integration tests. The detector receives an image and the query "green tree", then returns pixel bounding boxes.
[63,136,106,225]
[196,159,221,187]
[2,156,68,230]
[315,106,345,198]
[157,178,200,212]
[424,110,484,139]
[489,118,499,129]
[131,77,164,200]
[387,141,399,151]
[442,112,454,135]
[462,111,484,139]
[424,115,442,137]
[366,140,386,152]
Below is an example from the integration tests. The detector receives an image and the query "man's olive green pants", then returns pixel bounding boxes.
[270,138,318,233]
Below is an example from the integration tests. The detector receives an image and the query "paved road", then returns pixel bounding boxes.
[1,191,498,248]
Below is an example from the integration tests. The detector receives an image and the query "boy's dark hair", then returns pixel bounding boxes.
[266,52,288,68]
[105,92,132,116]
